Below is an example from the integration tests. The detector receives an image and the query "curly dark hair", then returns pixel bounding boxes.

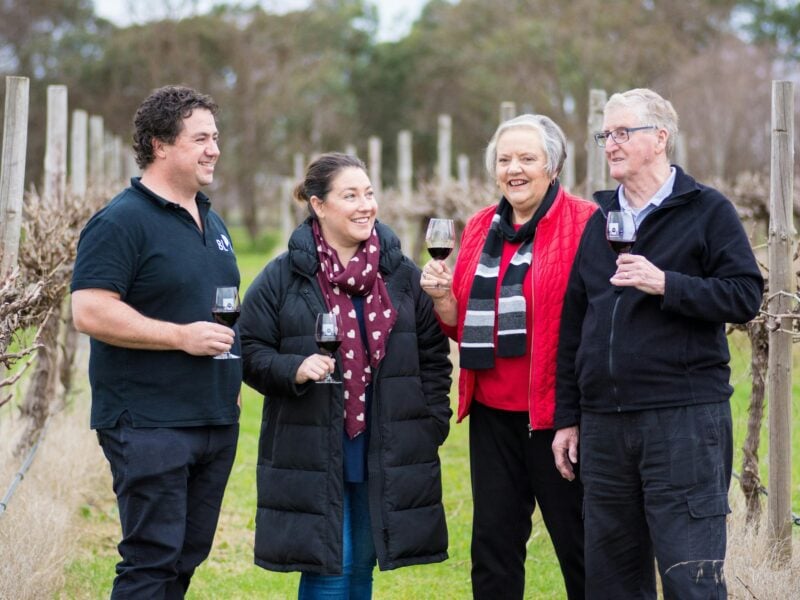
[132,85,219,169]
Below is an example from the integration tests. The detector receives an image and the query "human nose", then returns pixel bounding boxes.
[604,136,621,154]
[355,194,374,210]
[206,139,220,157]
[508,157,522,172]
[604,130,628,149]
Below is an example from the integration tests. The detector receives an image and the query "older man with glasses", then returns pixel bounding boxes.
[551,88,763,599]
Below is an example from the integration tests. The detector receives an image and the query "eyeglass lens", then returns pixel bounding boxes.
[596,129,629,147]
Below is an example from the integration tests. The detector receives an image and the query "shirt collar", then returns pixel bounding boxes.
[618,166,676,215]
[131,176,210,209]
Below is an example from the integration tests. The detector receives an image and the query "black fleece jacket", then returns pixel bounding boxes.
[554,166,763,428]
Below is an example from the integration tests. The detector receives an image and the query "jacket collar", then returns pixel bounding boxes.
[288,218,403,278]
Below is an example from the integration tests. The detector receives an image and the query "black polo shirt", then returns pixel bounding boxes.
[71,178,241,429]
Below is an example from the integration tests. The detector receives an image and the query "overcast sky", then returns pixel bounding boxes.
[92,0,430,42]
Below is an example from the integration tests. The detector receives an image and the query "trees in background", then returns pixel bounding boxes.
[376,0,745,180]
[1,0,796,239]
[660,34,776,181]
[739,0,800,60]
[0,0,111,188]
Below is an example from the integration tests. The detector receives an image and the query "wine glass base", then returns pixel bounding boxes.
[213,352,240,360]
[315,378,342,384]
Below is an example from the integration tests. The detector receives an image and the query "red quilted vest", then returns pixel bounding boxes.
[442,187,596,429]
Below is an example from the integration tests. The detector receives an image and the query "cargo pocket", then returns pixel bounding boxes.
[687,491,730,520]
[686,492,729,581]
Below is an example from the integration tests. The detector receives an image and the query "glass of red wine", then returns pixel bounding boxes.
[315,312,343,384]
[426,218,455,261]
[212,286,240,360]
[606,210,637,254]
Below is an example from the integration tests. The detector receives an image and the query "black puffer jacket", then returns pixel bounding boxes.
[240,219,452,574]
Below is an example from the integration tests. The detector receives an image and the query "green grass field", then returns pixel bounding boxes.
[57,231,799,599]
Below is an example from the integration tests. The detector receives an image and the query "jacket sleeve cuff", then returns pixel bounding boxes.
[553,408,581,430]
[660,270,681,312]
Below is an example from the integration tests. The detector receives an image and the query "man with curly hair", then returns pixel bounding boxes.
[71,85,241,598]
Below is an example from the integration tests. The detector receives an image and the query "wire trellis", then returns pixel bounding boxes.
[732,470,800,526]
[0,420,49,519]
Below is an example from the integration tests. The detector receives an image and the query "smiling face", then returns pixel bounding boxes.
[160,108,220,192]
[495,127,552,224]
[602,106,664,185]
[311,166,377,260]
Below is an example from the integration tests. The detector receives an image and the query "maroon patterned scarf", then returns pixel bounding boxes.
[312,219,397,439]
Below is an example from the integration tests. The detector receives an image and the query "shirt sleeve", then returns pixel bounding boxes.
[71,215,138,298]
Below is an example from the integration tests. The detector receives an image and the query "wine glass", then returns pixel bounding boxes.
[212,286,240,360]
[315,312,343,384]
[606,211,637,254]
[425,218,456,261]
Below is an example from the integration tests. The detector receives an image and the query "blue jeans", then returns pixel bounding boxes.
[298,482,377,600]
[97,412,238,599]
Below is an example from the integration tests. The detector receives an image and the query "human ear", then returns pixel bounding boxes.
[152,137,167,159]
[658,129,669,151]
[310,195,324,218]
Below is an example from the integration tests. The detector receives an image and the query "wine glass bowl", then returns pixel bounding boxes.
[212,286,240,359]
[425,218,455,261]
[606,211,637,254]
[315,312,343,384]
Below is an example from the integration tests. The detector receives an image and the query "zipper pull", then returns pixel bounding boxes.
[528,423,533,439]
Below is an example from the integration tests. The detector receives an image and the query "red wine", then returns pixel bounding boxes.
[608,240,634,254]
[212,310,240,327]
[317,339,342,354]
[427,246,453,260]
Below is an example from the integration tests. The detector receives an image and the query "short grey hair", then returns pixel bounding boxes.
[484,114,567,180]
[604,88,679,158]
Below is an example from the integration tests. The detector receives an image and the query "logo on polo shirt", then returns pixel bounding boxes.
[216,234,233,252]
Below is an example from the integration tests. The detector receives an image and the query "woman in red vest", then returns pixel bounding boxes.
[421,114,595,600]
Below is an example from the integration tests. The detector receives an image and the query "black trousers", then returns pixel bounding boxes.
[469,402,585,600]
[97,412,239,599]
[581,403,732,600]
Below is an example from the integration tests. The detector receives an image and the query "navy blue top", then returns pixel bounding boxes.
[342,295,371,482]
[71,178,242,429]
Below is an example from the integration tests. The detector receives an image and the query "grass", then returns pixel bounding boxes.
[0,400,108,600]
[727,331,800,508]
[42,236,800,598]
[56,383,568,599]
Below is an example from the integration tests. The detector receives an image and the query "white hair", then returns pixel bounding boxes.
[484,114,567,180]
[605,88,679,157]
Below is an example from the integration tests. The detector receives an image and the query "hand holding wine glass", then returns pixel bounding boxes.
[606,210,637,255]
[212,286,240,360]
[423,218,455,290]
[315,312,343,384]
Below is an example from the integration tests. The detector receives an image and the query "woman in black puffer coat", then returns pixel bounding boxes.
[239,153,452,600]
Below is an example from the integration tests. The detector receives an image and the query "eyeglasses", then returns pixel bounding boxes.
[594,125,657,147]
